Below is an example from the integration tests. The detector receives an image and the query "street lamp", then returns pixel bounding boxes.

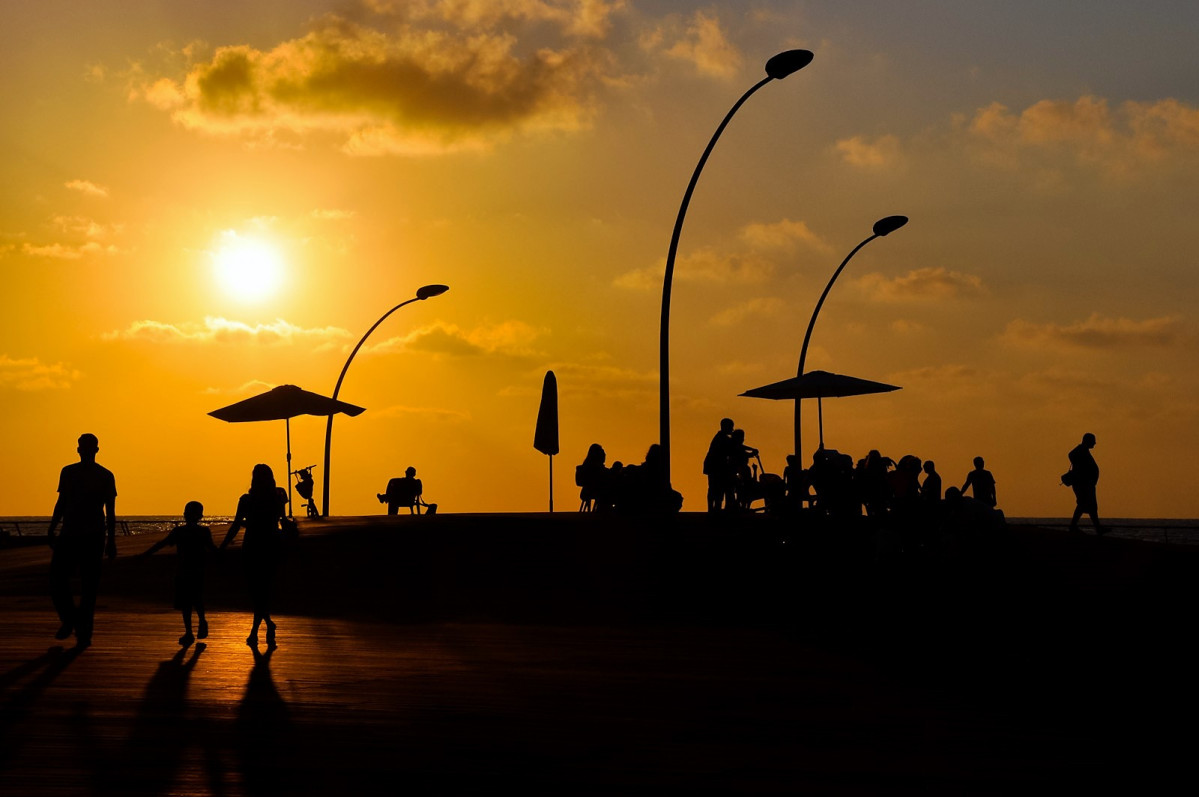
[321,283,449,517]
[793,216,907,463]
[659,48,814,489]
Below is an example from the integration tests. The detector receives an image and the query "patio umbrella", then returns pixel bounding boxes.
[209,384,366,515]
[532,371,559,513]
[739,370,900,450]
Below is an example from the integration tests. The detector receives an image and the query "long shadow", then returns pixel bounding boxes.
[0,645,83,768]
[235,646,299,796]
[93,643,210,795]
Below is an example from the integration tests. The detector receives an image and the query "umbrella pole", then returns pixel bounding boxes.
[548,454,554,513]
[818,397,824,450]
[286,418,294,518]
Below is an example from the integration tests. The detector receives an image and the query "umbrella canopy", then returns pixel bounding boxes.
[208,384,365,423]
[739,370,899,400]
[209,385,366,515]
[740,370,900,450]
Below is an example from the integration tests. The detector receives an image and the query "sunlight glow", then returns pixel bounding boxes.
[212,232,284,302]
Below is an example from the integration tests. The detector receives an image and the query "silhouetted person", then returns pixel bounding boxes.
[961,456,997,509]
[729,428,759,511]
[378,466,426,515]
[1067,433,1106,535]
[47,433,117,648]
[576,443,608,511]
[859,450,893,517]
[142,501,217,646]
[702,418,735,513]
[616,444,682,514]
[921,460,942,502]
[221,464,287,648]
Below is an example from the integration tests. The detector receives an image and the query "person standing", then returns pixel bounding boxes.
[1067,433,1106,535]
[702,418,734,513]
[221,464,287,648]
[47,433,117,648]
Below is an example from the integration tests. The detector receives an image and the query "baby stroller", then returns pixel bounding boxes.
[292,465,319,518]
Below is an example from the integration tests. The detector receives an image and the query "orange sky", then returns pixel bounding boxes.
[3,1,1198,519]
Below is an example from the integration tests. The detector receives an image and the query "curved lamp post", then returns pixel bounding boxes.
[793,216,907,463]
[659,48,814,488]
[321,283,449,517]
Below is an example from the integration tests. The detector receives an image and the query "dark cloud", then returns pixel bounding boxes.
[135,12,613,154]
[1003,313,1184,349]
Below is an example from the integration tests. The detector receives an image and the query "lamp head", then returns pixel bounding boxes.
[416,284,449,300]
[765,50,814,80]
[872,216,908,237]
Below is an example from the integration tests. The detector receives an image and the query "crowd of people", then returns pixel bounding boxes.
[574,443,683,515]
[43,427,1105,650]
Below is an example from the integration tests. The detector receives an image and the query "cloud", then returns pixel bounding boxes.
[201,379,277,396]
[64,179,109,198]
[22,241,119,259]
[965,95,1199,174]
[615,248,774,291]
[371,319,545,357]
[0,355,82,391]
[130,11,613,155]
[834,134,901,169]
[710,297,784,327]
[501,359,656,399]
[854,267,985,301]
[738,218,832,253]
[365,0,626,39]
[19,214,124,259]
[103,317,352,347]
[885,364,990,400]
[52,215,123,239]
[310,208,356,221]
[659,10,743,78]
[1002,313,1184,349]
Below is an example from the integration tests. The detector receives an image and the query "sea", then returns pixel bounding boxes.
[2,515,1198,546]
[0,516,236,542]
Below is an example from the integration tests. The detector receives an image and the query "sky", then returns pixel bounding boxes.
[2,0,1198,519]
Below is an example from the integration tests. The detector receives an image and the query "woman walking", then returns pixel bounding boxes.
[220,464,287,647]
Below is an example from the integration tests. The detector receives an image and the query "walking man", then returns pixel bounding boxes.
[1067,432,1106,535]
[47,433,117,647]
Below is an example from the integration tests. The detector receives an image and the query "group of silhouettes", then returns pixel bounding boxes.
[575,419,1106,543]
[48,433,292,650]
[575,443,683,514]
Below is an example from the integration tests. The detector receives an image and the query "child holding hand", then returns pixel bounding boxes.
[143,501,217,645]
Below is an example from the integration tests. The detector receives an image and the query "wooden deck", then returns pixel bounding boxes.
[3,514,1197,794]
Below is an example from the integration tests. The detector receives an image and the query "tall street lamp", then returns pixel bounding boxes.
[793,216,907,463]
[659,49,814,489]
[321,283,449,517]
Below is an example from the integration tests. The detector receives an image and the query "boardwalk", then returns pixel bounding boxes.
[3,514,1197,794]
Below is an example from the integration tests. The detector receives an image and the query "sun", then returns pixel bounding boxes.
[211,232,284,302]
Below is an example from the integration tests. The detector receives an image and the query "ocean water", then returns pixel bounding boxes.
[0,516,236,539]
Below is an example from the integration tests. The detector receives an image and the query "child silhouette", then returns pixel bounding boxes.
[143,501,217,646]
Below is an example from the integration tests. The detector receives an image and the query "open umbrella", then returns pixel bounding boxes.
[209,384,366,515]
[739,370,900,450]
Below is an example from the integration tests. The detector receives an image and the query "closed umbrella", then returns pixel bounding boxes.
[209,384,365,515]
[740,370,899,450]
[533,371,559,512]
